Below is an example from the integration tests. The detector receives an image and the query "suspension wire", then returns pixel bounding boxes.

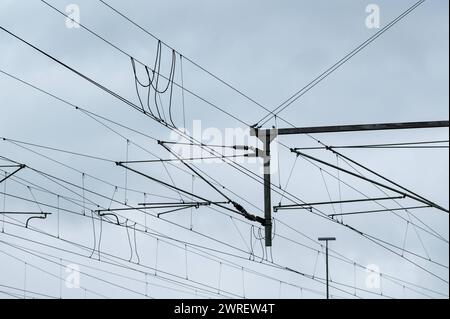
[230,216,252,254]
[124,139,130,205]
[278,155,299,205]
[2,172,6,232]
[274,116,282,189]
[130,57,152,114]
[241,266,246,299]
[319,169,338,216]
[190,175,195,230]
[57,195,60,238]
[27,186,43,213]
[157,93,168,123]
[98,214,103,261]
[402,221,410,256]
[59,257,62,298]
[312,250,320,279]
[293,140,449,150]
[161,161,185,202]
[133,222,141,264]
[155,238,159,276]
[23,262,27,299]
[125,219,134,262]
[180,54,187,129]
[249,226,255,261]
[336,155,344,222]
[185,243,189,280]
[218,262,222,294]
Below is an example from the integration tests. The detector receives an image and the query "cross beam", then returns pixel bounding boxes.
[250,120,449,247]
[273,120,449,136]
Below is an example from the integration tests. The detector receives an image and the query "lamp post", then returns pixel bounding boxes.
[318,237,336,299]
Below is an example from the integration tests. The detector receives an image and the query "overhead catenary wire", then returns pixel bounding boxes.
[118,154,253,163]
[0,162,398,300]
[96,0,272,118]
[0,283,59,299]
[0,245,109,299]
[0,48,442,302]
[0,130,185,203]
[291,148,449,214]
[1,240,154,299]
[328,206,432,218]
[2,216,332,299]
[0,69,308,235]
[1,238,218,299]
[25,3,251,127]
[0,163,273,268]
[323,146,450,214]
[1,216,243,299]
[294,152,449,245]
[1,170,442,300]
[323,148,449,242]
[0,1,446,298]
[0,159,271,263]
[122,44,450,298]
[0,29,269,228]
[0,72,446,292]
[293,140,449,151]
[228,0,450,275]
[255,0,427,126]
[4,129,446,296]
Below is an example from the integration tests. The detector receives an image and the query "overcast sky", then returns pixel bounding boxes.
[0,0,448,299]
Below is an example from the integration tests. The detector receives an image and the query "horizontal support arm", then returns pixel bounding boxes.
[274,196,405,212]
[252,120,449,136]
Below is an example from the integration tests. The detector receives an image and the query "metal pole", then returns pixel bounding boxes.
[264,132,273,247]
[250,129,277,247]
[318,237,336,299]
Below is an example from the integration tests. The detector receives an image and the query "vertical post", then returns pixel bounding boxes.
[251,128,277,247]
[318,237,336,299]
[264,132,272,247]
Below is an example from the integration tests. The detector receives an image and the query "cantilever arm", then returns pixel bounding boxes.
[0,164,26,184]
